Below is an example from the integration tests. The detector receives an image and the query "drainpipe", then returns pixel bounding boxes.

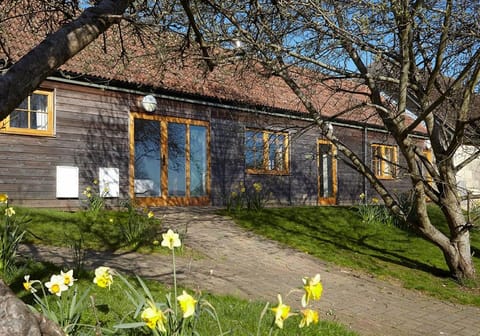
[363,126,368,200]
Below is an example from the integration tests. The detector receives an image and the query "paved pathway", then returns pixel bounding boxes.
[20,207,480,336]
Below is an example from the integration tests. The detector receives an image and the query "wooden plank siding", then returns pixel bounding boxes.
[0,78,418,209]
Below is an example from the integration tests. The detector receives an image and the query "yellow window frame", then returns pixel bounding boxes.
[372,144,397,179]
[245,129,289,175]
[1,89,55,136]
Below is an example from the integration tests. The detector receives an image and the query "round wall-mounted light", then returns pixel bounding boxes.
[141,95,157,112]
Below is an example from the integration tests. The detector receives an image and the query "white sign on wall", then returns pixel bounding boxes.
[56,166,79,198]
[99,167,120,198]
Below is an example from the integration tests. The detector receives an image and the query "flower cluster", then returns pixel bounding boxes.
[92,229,203,334]
[93,266,114,289]
[270,273,322,329]
[24,270,76,297]
[0,193,15,217]
[357,193,393,226]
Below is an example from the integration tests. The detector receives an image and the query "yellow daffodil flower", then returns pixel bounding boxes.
[23,275,37,293]
[253,182,262,192]
[141,301,166,333]
[271,294,291,329]
[60,270,75,287]
[302,273,323,307]
[372,197,379,204]
[0,193,8,203]
[359,193,366,200]
[177,290,197,318]
[93,266,113,289]
[161,229,181,250]
[4,207,15,217]
[147,211,154,219]
[45,274,68,297]
[109,218,114,223]
[299,309,319,328]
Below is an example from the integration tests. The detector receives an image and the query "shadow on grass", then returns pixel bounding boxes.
[231,207,451,279]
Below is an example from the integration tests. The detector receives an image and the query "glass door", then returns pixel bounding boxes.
[318,140,337,205]
[130,114,209,206]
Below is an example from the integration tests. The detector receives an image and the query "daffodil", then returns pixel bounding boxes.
[109,218,114,223]
[93,266,113,289]
[299,309,319,328]
[4,207,15,217]
[271,294,291,329]
[0,193,8,203]
[301,273,323,307]
[147,211,154,219]
[359,193,366,200]
[161,229,181,250]
[60,270,75,287]
[23,275,36,293]
[45,274,68,296]
[141,301,166,333]
[372,197,379,204]
[253,182,262,192]
[177,290,197,318]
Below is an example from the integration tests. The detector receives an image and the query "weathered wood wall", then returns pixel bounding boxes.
[0,79,416,209]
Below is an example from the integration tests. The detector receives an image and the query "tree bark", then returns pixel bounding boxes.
[0,0,131,121]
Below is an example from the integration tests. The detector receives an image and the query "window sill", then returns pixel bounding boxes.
[246,169,290,176]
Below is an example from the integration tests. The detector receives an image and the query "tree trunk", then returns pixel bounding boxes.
[443,233,476,281]
[413,178,476,280]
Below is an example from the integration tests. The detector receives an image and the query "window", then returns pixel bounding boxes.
[1,90,54,136]
[421,148,433,182]
[245,129,288,174]
[372,144,397,178]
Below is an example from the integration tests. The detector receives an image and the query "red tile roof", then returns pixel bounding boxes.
[0,8,414,130]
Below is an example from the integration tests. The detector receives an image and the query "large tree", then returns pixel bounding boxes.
[183,0,480,280]
[0,0,479,281]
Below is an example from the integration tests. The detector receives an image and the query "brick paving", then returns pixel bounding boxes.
[20,207,480,336]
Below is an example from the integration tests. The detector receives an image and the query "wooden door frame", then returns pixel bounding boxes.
[317,139,337,205]
[129,112,211,206]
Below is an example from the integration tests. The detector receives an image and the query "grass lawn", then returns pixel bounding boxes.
[15,207,164,252]
[4,206,356,336]
[223,206,480,306]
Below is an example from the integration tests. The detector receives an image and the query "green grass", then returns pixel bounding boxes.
[5,206,355,335]
[14,207,163,252]
[223,206,480,306]
[12,261,356,336]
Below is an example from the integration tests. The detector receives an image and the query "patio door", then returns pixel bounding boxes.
[130,114,210,206]
[318,140,337,205]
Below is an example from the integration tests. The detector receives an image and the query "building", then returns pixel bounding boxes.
[0,20,428,209]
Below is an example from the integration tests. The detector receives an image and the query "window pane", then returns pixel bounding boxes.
[10,110,28,128]
[134,119,161,197]
[31,112,48,130]
[31,94,47,112]
[268,134,285,171]
[190,125,207,197]
[246,131,264,169]
[319,143,333,197]
[168,123,186,196]
[383,147,394,177]
[372,146,382,176]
